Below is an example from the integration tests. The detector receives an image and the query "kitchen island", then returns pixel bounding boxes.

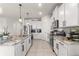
[0,35,32,56]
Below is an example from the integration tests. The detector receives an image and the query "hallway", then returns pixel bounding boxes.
[26,39,55,56]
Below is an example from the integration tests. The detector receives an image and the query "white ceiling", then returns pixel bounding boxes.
[0,3,57,19]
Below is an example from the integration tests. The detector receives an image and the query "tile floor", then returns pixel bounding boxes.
[26,39,56,56]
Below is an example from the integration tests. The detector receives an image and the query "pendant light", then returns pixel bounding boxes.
[19,4,22,23]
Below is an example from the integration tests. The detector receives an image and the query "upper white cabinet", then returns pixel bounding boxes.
[52,3,79,27]
[58,4,65,27]
[53,6,59,20]
[65,3,79,26]
[58,3,79,27]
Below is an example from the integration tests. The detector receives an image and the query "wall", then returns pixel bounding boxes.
[6,18,22,35]
[0,18,7,33]
[0,17,24,36]
[24,20,42,29]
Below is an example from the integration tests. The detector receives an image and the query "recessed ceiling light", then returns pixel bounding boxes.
[39,11,42,15]
[0,7,3,14]
[38,3,42,7]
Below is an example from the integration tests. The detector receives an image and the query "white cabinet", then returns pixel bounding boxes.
[54,40,59,55]
[58,3,79,27]
[15,42,22,56]
[26,38,29,51]
[26,36,31,51]
[53,6,59,20]
[65,3,79,26]
[0,46,14,56]
[24,38,27,54]
[58,4,65,27]
[58,42,67,56]
[54,39,67,56]
[0,36,32,56]
[67,45,79,56]
[0,42,22,56]
[15,37,31,56]
[56,39,79,56]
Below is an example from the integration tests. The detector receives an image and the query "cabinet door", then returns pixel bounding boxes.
[58,42,63,56]
[15,43,22,56]
[58,4,65,27]
[58,42,67,56]
[53,6,59,20]
[67,45,79,56]
[65,3,78,26]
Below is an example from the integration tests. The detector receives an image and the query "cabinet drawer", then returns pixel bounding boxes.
[58,42,67,48]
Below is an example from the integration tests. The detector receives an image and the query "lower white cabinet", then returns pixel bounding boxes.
[15,42,23,56]
[67,45,79,56]
[0,46,14,56]
[58,42,67,56]
[26,37,31,51]
[54,40,59,55]
[24,38,27,54]
[15,37,31,56]
[54,39,79,56]
[0,43,22,56]
[0,36,32,56]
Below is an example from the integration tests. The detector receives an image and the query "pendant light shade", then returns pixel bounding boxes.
[19,4,22,22]
[19,18,22,22]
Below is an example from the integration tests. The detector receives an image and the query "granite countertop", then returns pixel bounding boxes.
[54,36,79,45]
[0,35,29,46]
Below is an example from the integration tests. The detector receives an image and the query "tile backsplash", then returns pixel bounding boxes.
[63,26,79,34]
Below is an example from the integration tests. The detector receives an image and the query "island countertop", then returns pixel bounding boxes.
[0,35,30,46]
